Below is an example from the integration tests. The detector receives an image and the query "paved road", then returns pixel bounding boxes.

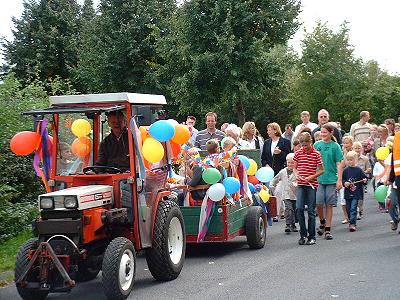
[1,188,400,300]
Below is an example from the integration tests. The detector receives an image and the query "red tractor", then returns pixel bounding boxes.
[14,93,185,300]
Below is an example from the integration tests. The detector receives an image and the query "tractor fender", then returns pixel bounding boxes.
[150,190,172,240]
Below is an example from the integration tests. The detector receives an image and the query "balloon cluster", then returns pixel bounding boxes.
[71,119,92,158]
[141,120,190,164]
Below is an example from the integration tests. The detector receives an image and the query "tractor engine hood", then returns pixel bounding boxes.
[38,185,113,211]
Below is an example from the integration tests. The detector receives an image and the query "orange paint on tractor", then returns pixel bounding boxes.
[82,207,109,243]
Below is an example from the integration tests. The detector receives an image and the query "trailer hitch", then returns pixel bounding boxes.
[15,241,75,290]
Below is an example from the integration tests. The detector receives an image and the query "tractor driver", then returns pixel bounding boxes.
[95,110,130,172]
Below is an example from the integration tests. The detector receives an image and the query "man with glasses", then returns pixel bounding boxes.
[186,116,198,146]
[311,109,342,144]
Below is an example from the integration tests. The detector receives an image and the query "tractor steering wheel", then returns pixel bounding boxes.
[83,166,123,174]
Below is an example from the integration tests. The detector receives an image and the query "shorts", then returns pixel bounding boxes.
[316,184,337,206]
[339,188,345,205]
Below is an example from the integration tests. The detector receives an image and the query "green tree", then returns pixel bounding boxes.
[74,0,177,93]
[158,0,301,128]
[293,22,368,129]
[1,0,81,85]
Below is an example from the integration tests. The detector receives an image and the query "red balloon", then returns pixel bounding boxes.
[248,175,259,185]
[170,141,181,158]
[10,131,40,156]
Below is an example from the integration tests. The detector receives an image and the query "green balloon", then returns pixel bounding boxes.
[375,185,388,203]
[202,168,222,184]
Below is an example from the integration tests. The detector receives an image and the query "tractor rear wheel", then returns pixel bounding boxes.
[145,200,185,281]
[15,239,49,300]
[102,237,136,300]
[245,206,266,249]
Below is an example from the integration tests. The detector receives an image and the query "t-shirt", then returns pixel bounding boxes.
[350,121,371,143]
[314,140,344,184]
[373,162,386,183]
[356,154,371,173]
[293,146,323,188]
[342,166,368,200]
[194,129,226,150]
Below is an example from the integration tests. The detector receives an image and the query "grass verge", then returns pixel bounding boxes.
[0,230,32,286]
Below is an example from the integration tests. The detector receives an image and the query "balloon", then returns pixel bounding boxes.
[207,183,226,202]
[238,155,250,170]
[171,124,190,145]
[259,189,270,203]
[248,183,255,194]
[248,175,259,185]
[71,136,92,157]
[142,137,164,163]
[222,177,240,194]
[71,119,91,138]
[167,119,179,126]
[149,120,175,142]
[256,167,275,183]
[247,159,258,176]
[10,131,40,156]
[139,126,150,144]
[375,185,389,203]
[169,140,181,158]
[376,147,390,160]
[202,168,222,184]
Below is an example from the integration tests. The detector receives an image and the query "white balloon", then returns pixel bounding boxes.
[207,183,226,202]
[167,119,179,126]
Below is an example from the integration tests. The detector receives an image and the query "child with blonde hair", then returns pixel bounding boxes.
[340,135,354,224]
[222,137,237,152]
[353,141,371,219]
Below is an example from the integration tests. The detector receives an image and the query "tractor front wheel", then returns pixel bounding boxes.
[15,239,49,300]
[245,206,266,249]
[146,200,185,281]
[102,237,136,300]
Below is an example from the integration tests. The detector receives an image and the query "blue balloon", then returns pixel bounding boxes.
[238,155,250,170]
[255,167,274,183]
[149,120,175,142]
[223,177,241,194]
[248,183,255,194]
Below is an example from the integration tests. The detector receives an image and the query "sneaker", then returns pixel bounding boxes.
[341,219,349,224]
[391,222,398,231]
[325,231,333,240]
[290,225,298,232]
[357,215,361,220]
[306,238,316,245]
[280,215,285,220]
[349,224,357,232]
[298,237,306,245]
[273,217,279,222]
[285,225,291,233]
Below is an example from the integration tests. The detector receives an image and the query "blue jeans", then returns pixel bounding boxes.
[296,186,316,239]
[389,188,400,224]
[345,198,359,225]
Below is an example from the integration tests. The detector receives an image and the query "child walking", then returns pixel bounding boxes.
[353,141,371,219]
[339,136,354,224]
[342,151,368,231]
[270,153,298,233]
[293,132,324,245]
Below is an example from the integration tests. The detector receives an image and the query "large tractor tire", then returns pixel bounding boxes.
[245,206,266,249]
[145,200,185,281]
[102,237,136,300]
[15,239,49,300]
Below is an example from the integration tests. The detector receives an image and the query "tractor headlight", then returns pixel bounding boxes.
[40,197,54,209]
[64,196,78,209]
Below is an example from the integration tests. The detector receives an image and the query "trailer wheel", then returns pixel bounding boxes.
[146,200,185,281]
[15,239,49,300]
[245,206,266,249]
[102,237,136,300]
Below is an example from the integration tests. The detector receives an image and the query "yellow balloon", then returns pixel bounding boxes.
[142,137,164,163]
[247,159,258,176]
[71,119,91,138]
[376,147,390,161]
[259,189,270,203]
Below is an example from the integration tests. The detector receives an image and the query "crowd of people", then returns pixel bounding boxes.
[183,109,400,245]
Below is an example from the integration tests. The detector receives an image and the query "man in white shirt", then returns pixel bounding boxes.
[350,111,371,145]
[294,111,318,137]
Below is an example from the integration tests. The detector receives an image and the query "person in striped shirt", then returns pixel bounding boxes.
[194,112,226,150]
[293,132,324,245]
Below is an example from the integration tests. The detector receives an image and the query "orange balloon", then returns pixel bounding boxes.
[248,175,259,185]
[170,141,181,158]
[71,136,91,158]
[10,131,40,156]
[171,124,190,144]
[139,126,150,144]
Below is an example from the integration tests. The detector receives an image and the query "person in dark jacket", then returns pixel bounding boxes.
[95,110,130,171]
[261,122,292,176]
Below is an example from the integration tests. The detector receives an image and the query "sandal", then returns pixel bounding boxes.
[325,231,333,240]
[317,225,325,236]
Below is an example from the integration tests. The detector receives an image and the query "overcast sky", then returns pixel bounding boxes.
[0,0,399,74]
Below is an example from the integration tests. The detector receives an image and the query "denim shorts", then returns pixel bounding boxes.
[316,184,337,205]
